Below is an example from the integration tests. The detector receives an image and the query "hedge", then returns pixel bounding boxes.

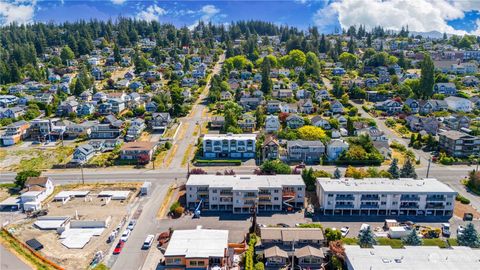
[195,159,242,166]
[456,194,471,204]
[377,238,404,249]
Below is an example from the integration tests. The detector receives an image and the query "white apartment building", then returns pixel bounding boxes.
[202,133,256,159]
[186,175,305,214]
[316,178,456,216]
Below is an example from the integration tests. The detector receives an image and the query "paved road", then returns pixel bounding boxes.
[168,53,225,169]
[321,77,432,165]
[0,244,32,270]
[110,182,170,270]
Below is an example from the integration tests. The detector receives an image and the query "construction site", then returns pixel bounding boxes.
[8,183,140,270]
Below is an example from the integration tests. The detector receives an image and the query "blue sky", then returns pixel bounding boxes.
[1,0,480,35]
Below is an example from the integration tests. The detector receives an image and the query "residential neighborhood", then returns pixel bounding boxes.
[1,3,480,270]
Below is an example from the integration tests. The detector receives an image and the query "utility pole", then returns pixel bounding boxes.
[426,156,431,178]
[81,164,85,185]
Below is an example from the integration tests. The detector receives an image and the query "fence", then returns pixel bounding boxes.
[1,228,64,270]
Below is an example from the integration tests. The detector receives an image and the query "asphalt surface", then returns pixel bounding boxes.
[109,182,170,270]
[0,244,32,270]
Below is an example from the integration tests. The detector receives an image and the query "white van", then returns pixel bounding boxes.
[142,234,155,249]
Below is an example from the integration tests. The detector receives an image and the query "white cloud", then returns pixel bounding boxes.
[0,0,36,25]
[136,4,166,22]
[312,4,339,33]
[189,4,221,29]
[313,0,480,35]
[200,4,220,21]
[111,0,127,5]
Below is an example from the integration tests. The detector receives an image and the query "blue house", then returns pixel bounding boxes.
[77,103,96,116]
[332,67,346,76]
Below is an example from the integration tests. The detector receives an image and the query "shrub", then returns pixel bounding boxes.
[297,223,323,229]
[423,238,448,248]
[377,238,404,248]
[170,202,184,217]
[456,194,471,204]
[164,141,172,149]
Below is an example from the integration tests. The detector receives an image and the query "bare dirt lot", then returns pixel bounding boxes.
[11,184,140,270]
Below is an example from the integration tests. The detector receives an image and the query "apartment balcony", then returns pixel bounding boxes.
[244,200,256,205]
[360,204,379,209]
[220,191,233,196]
[361,195,380,201]
[243,193,257,198]
[400,195,420,201]
[400,204,419,209]
[335,204,354,209]
[426,203,445,209]
[336,195,355,201]
[258,198,271,203]
[426,196,446,201]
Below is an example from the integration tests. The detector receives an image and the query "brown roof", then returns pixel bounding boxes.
[294,246,324,258]
[27,185,46,192]
[120,141,157,151]
[260,228,324,242]
[25,177,49,187]
[264,246,288,258]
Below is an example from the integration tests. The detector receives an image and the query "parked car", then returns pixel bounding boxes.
[360,223,370,232]
[277,223,290,228]
[142,234,155,249]
[113,241,125,254]
[127,220,137,231]
[340,227,350,237]
[457,225,465,236]
[120,229,131,242]
[441,223,451,237]
[463,213,474,221]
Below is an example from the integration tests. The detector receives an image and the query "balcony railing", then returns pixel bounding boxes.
[336,195,355,201]
[361,195,380,201]
[360,203,379,208]
[400,204,419,209]
[400,195,420,201]
[335,204,354,209]
[426,196,445,201]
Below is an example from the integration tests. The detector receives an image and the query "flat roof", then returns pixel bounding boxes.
[317,178,455,194]
[0,196,21,206]
[187,175,305,190]
[54,191,90,199]
[345,245,480,270]
[164,227,229,258]
[203,133,256,140]
[98,191,130,199]
[34,217,69,230]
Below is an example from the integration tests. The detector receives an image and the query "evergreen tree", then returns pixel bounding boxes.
[301,167,316,191]
[419,53,435,99]
[346,117,355,136]
[74,80,86,96]
[358,227,377,248]
[297,71,306,86]
[260,57,272,95]
[113,43,121,63]
[400,158,417,179]
[388,158,400,179]
[333,168,341,179]
[458,223,480,248]
[60,45,75,65]
[402,229,422,246]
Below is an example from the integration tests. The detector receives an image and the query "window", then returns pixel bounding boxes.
[392,202,398,205]
[381,202,386,205]
[212,189,217,193]
[328,194,334,197]
[274,190,279,193]
[297,187,302,191]
[166,258,181,265]
[274,197,279,201]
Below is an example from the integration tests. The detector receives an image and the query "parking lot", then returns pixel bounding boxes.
[154,209,480,243]
[10,184,140,270]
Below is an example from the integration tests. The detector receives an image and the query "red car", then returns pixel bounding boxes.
[113,241,125,254]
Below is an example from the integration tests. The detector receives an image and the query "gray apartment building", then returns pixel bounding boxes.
[316,178,456,217]
[186,175,305,214]
[438,130,480,158]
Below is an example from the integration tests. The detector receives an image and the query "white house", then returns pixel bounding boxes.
[20,177,54,211]
[444,96,473,112]
[265,115,280,133]
[326,139,349,161]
